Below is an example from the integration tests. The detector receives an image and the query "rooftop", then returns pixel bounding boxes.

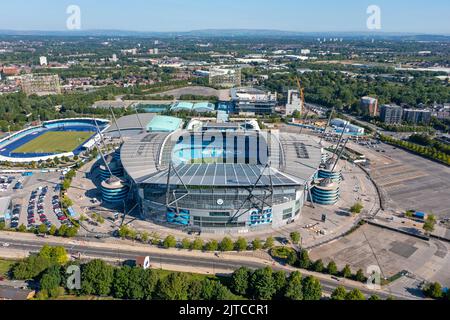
[146,115,183,132]
[121,130,322,187]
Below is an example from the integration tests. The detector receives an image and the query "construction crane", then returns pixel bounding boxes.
[296,76,305,116]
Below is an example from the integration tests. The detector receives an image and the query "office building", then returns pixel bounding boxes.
[39,56,48,66]
[231,87,277,115]
[209,67,241,88]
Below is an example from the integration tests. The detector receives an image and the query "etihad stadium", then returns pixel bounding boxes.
[117,123,323,233]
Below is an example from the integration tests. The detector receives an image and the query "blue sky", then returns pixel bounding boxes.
[0,0,449,34]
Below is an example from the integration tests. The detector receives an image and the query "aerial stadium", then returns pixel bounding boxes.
[118,124,324,233]
[0,118,110,163]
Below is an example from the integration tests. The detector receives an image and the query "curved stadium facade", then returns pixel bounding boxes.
[120,128,322,233]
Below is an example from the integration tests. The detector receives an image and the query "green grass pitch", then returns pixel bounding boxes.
[13,131,95,154]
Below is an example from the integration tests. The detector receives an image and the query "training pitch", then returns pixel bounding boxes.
[13,131,95,154]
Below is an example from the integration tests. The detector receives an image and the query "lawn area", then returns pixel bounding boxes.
[0,259,16,277]
[13,131,94,154]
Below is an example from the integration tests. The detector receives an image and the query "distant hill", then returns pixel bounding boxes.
[0,29,448,41]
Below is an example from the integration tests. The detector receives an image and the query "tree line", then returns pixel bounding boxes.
[380,134,450,166]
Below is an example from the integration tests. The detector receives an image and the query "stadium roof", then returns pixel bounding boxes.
[121,130,322,188]
[105,113,156,134]
[140,163,300,187]
[193,102,215,113]
[146,115,183,132]
[170,102,194,111]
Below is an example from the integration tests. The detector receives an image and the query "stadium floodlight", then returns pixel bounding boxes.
[109,106,124,143]
[319,107,335,145]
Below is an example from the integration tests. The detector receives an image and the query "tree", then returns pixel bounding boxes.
[126,268,148,300]
[39,265,63,298]
[312,259,324,273]
[327,261,338,275]
[17,224,27,232]
[57,224,68,237]
[219,237,234,251]
[331,286,347,300]
[12,255,52,280]
[355,269,366,282]
[263,236,274,249]
[0,221,5,230]
[250,267,276,300]
[155,272,189,300]
[163,235,177,248]
[39,245,68,265]
[190,238,203,250]
[290,232,301,245]
[298,249,310,269]
[64,226,78,238]
[302,276,322,300]
[81,259,114,296]
[205,240,219,252]
[341,265,352,278]
[181,238,190,249]
[423,215,437,234]
[284,271,303,300]
[112,266,130,299]
[423,282,443,299]
[118,225,131,239]
[141,269,159,299]
[234,237,248,251]
[141,232,149,243]
[369,294,381,300]
[48,225,57,236]
[188,280,204,300]
[38,223,48,235]
[286,250,298,266]
[273,271,287,298]
[231,267,251,296]
[251,238,262,250]
[350,202,364,214]
[345,288,366,300]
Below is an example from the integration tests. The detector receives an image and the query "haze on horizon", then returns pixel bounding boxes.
[0,0,449,35]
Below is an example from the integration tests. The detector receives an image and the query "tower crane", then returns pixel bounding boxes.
[296,76,305,116]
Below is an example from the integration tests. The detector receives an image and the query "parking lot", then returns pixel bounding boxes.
[2,172,70,231]
[309,224,450,288]
[348,141,450,218]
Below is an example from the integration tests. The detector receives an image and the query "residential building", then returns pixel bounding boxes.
[379,104,403,124]
[360,96,378,117]
[403,109,432,125]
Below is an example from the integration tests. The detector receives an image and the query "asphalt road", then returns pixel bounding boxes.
[0,235,414,300]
